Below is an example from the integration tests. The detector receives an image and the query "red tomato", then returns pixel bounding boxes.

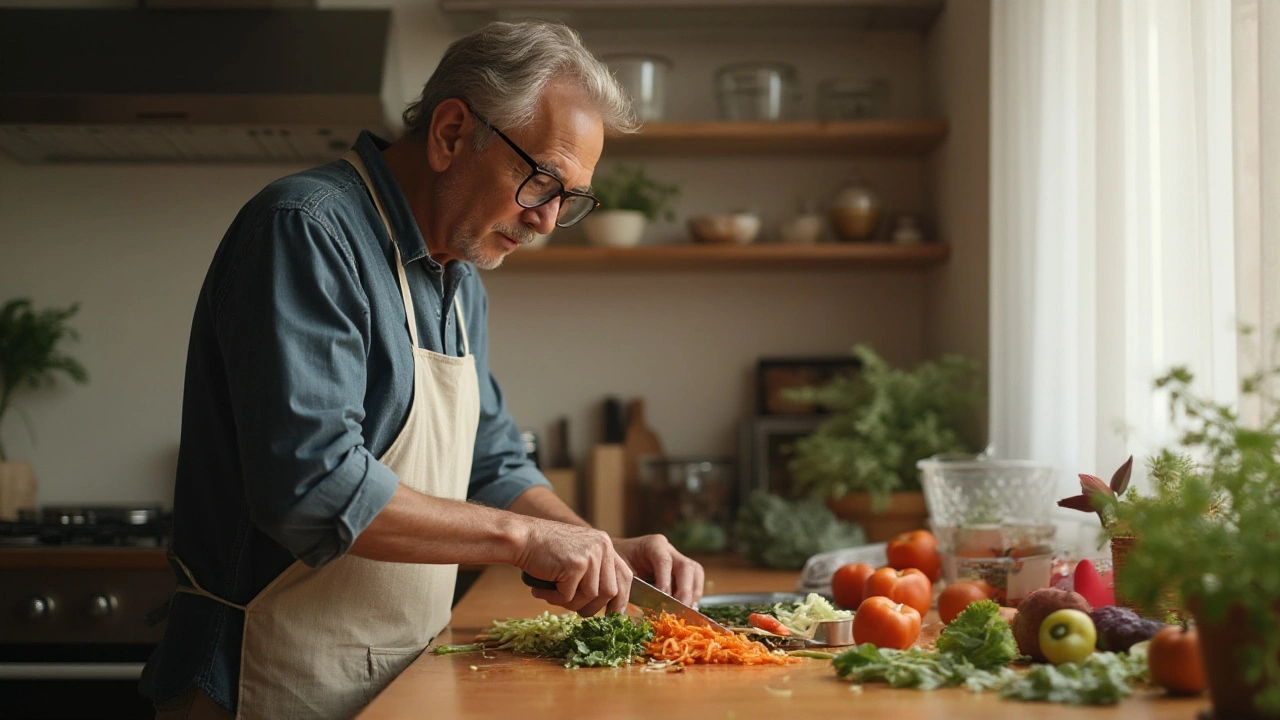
[1148,626,1206,695]
[886,530,942,581]
[747,613,791,636]
[853,596,922,650]
[937,580,998,624]
[831,562,877,609]
[863,567,933,617]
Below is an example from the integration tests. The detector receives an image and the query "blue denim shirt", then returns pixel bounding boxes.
[142,131,550,712]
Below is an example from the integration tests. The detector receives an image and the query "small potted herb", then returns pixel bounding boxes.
[581,164,679,248]
[1108,329,1280,718]
[783,344,985,541]
[0,298,88,517]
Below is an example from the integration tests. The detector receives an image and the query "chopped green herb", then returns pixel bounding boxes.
[563,612,654,669]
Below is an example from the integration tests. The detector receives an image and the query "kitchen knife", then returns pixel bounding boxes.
[520,571,729,634]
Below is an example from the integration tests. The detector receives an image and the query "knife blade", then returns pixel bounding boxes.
[519,571,729,635]
[627,577,729,634]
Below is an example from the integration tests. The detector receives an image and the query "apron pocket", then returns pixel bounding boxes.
[365,646,427,703]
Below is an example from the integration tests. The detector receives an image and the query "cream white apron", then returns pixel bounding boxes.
[174,150,481,720]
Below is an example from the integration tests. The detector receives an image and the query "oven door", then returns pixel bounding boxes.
[0,643,158,719]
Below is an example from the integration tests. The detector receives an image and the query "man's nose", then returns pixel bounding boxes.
[522,198,560,235]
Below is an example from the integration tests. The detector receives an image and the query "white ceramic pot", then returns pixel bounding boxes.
[582,210,647,248]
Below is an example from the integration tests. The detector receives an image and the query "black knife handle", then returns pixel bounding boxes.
[520,571,558,591]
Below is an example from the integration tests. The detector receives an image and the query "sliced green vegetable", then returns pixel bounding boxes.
[483,611,582,656]
[431,643,484,655]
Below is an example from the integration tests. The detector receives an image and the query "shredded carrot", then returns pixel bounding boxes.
[644,612,799,666]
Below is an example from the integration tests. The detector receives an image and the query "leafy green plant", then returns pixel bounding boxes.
[0,298,88,461]
[733,489,865,569]
[1112,326,1280,714]
[590,164,679,221]
[784,345,985,507]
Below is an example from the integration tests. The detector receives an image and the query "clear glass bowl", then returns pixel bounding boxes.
[917,454,1056,530]
[715,62,798,122]
[603,54,672,122]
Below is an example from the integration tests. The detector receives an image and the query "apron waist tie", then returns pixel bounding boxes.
[171,553,248,612]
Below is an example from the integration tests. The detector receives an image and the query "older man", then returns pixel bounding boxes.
[144,20,704,720]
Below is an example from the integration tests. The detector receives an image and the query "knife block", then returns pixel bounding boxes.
[587,444,625,536]
[543,467,579,516]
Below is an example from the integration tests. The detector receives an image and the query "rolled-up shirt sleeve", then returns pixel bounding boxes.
[462,282,552,509]
[213,207,398,567]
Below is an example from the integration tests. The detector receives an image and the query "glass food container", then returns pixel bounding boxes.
[715,62,798,122]
[603,54,672,122]
[638,457,736,554]
[818,78,889,121]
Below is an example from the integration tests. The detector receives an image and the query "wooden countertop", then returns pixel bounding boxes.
[357,558,1210,720]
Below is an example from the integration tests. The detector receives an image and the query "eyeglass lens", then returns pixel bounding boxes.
[517,174,597,227]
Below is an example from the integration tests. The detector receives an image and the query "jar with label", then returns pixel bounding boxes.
[830,177,882,242]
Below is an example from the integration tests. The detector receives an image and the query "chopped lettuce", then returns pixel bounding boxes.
[934,599,1019,670]
[772,593,853,636]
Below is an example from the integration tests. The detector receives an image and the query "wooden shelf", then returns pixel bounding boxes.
[496,242,949,273]
[440,1,944,34]
[605,120,948,157]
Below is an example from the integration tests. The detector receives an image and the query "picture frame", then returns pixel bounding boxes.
[737,414,827,505]
[755,356,861,416]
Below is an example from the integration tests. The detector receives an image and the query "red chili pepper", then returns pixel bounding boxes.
[747,613,791,636]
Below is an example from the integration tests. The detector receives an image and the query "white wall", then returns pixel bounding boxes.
[0,1,984,506]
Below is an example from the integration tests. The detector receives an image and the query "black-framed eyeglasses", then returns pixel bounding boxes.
[469,107,600,228]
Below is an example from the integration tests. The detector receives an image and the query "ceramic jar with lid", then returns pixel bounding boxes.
[779,200,823,244]
[830,178,882,242]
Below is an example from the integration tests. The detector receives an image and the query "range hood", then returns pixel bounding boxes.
[0,7,392,164]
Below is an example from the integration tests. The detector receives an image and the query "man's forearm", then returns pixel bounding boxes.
[506,485,592,529]
[348,484,530,564]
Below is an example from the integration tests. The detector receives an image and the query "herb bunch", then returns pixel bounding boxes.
[1115,327,1280,714]
[785,345,985,506]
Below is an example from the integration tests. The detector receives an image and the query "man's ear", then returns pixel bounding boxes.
[427,98,470,172]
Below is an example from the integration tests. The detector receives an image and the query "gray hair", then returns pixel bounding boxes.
[401,20,638,149]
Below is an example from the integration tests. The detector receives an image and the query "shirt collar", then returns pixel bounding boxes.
[352,131,472,280]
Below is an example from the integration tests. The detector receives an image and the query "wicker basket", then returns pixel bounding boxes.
[1111,534,1183,619]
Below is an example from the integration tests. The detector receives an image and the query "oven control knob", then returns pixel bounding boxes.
[24,595,55,621]
[87,594,119,618]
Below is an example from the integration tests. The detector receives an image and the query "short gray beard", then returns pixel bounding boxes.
[456,222,534,270]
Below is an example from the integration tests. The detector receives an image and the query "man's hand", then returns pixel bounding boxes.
[612,534,705,606]
[515,518,633,618]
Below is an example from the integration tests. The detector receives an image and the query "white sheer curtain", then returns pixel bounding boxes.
[989,0,1248,546]
[1232,0,1280,426]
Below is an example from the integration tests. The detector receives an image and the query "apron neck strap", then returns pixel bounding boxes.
[343,150,421,349]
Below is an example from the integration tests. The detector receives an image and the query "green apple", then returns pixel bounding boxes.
[1038,609,1097,665]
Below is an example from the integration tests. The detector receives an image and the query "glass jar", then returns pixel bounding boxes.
[638,457,735,554]
[603,54,672,122]
[715,62,799,122]
[818,78,889,121]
